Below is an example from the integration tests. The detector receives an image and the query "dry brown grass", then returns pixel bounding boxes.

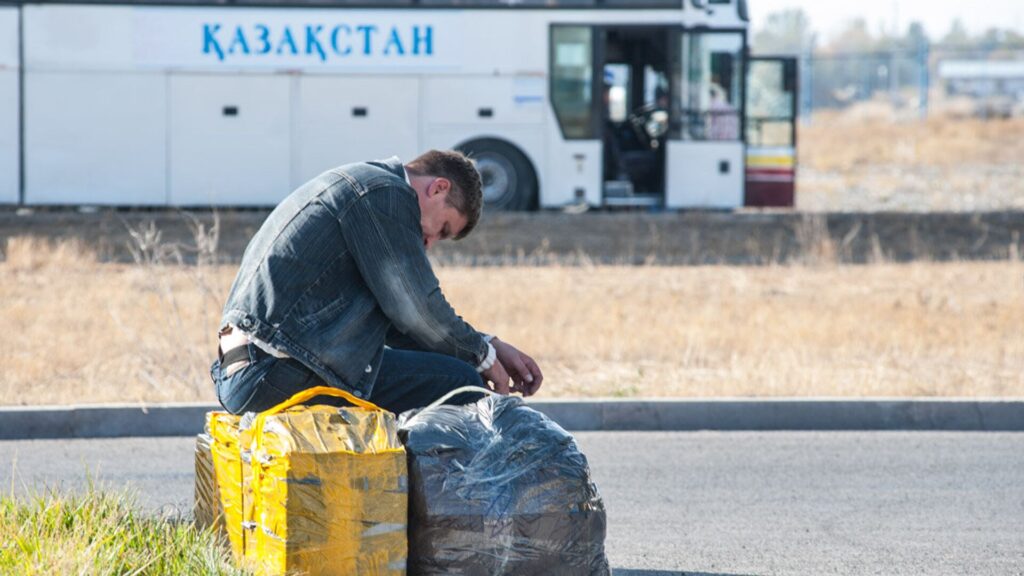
[2,236,1021,405]
[1,237,223,405]
[798,114,1024,212]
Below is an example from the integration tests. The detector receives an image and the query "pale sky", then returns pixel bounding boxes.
[750,0,1024,42]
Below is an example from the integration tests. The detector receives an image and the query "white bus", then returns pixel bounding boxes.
[1,0,797,210]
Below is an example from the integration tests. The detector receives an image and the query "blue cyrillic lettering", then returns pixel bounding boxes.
[203,24,224,61]
[227,26,250,56]
[254,24,272,54]
[276,26,299,55]
[412,26,433,56]
[205,22,428,60]
[331,25,352,56]
[383,27,405,56]
[305,25,327,61]
[356,25,378,55]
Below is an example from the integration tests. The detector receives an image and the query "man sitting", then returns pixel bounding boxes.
[210,150,543,415]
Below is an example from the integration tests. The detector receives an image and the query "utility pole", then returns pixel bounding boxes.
[800,36,815,125]
[890,0,901,108]
[918,37,930,119]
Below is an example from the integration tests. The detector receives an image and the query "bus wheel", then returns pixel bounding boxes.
[458,139,537,211]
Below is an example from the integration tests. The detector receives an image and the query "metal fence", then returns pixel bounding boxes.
[792,45,1024,121]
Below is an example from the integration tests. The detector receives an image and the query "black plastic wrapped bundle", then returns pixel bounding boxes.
[398,394,610,576]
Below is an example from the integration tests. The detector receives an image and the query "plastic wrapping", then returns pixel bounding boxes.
[194,386,409,576]
[194,432,216,529]
[399,394,610,575]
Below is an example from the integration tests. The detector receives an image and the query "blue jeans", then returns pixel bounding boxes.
[210,345,487,417]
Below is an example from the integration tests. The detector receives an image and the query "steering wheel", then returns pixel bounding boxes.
[627,104,671,150]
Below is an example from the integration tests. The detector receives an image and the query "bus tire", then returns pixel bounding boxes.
[458,139,538,211]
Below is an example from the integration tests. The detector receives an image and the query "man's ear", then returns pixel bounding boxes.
[430,177,452,198]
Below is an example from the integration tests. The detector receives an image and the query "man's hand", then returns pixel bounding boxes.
[482,360,511,395]
[492,338,544,396]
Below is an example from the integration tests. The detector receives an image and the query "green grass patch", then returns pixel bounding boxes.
[0,485,249,575]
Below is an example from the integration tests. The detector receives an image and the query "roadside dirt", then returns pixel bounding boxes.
[1,208,1022,266]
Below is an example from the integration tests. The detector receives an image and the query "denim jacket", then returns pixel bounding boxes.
[220,157,488,399]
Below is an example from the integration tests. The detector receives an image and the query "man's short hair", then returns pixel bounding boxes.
[405,150,483,240]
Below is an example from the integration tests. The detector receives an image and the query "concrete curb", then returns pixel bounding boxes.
[1,398,1023,440]
[532,398,1024,433]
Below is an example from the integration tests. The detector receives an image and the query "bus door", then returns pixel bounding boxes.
[745,56,798,207]
[665,30,745,209]
[597,26,674,207]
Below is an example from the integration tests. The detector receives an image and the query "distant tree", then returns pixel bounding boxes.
[824,18,877,54]
[935,20,1024,56]
[941,18,971,48]
[977,28,1010,52]
[902,22,929,51]
[752,9,813,55]
[980,28,1024,58]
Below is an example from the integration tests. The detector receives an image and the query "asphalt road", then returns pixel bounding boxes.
[2,432,1022,576]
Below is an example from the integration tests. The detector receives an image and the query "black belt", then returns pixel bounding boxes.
[221,344,266,366]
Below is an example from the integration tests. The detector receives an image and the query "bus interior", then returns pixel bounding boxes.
[601,26,673,206]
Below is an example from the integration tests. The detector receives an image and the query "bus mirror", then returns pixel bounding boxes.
[737,0,750,22]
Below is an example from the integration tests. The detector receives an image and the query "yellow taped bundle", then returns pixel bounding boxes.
[195,412,248,560]
[194,387,408,575]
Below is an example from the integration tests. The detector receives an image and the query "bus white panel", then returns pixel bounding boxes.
[168,74,291,205]
[296,76,419,186]
[542,137,601,208]
[0,7,16,69]
[25,4,468,73]
[665,141,744,209]
[0,7,18,205]
[424,76,545,127]
[24,5,136,71]
[24,71,167,205]
[25,5,685,75]
[0,70,16,205]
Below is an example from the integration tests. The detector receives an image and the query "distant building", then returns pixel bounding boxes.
[938,60,1024,100]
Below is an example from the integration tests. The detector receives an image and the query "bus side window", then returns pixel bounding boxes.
[551,26,596,140]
